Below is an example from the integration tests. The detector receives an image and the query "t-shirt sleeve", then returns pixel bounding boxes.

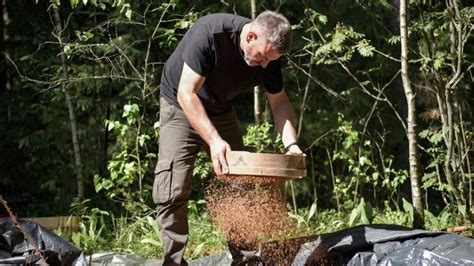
[181,25,215,76]
[263,59,283,94]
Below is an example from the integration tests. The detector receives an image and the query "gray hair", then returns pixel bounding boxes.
[252,10,292,54]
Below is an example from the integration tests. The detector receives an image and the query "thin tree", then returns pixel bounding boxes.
[399,0,424,228]
[2,0,12,122]
[250,0,262,124]
[53,7,85,200]
[437,0,470,217]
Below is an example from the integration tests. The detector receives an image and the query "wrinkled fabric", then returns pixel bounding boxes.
[180,224,474,265]
[292,224,474,266]
[0,219,87,265]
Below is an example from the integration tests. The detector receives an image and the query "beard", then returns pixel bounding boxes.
[243,49,259,67]
[245,57,257,66]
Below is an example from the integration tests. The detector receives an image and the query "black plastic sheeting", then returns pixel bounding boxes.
[187,224,474,265]
[4,221,472,266]
[0,219,87,265]
[292,224,474,265]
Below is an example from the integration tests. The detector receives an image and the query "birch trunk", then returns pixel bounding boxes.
[53,7,85,200]
[399,0,424,228]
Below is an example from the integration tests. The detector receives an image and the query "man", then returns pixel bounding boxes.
[153,10,303,265]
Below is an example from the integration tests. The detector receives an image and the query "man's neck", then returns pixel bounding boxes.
[240,23,250,51]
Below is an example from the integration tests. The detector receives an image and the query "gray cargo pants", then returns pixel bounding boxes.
[153,97,244,265]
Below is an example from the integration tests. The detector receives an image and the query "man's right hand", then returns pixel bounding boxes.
[210,138,232,176]
[177,63,231,176]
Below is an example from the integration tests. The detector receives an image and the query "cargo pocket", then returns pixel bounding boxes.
[153,159,173,204]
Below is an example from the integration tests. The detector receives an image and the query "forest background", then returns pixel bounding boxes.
[0,0,472,260]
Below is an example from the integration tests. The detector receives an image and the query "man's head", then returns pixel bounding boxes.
[242,11,292,68]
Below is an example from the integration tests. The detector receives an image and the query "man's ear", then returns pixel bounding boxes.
[246,31,257,42]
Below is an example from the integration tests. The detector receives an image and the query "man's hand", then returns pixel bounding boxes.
[286,144,303,155]
[210,138,232,176]
[177,63,231,176]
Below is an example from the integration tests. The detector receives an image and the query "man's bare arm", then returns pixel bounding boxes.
[266,90,303,155]
[177,63,231,175]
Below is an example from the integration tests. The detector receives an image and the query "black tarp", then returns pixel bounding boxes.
[292,224,474,265]
[0,219,87,265]
[7,221,471,266]
[185,224,474,265]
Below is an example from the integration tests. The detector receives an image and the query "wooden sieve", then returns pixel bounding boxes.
[220,151,306,183]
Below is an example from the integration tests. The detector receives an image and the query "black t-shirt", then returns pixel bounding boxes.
[160,13,283,114]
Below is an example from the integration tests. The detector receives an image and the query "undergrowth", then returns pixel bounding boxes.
[55,199,472,261]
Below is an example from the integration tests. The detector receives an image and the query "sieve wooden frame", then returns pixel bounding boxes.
[226,151,306,180]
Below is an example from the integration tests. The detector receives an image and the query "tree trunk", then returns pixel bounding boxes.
[424,0,470,219]
[250,0,261,124]
[297,72,310,136]
[445,0,469,219]
[53,7,85,200]
[443,91,464,206]
[297,34,315,136]
[100,85,111,178]
[399,0,424,228]
[389,0,410,173]
[2,0,12,122]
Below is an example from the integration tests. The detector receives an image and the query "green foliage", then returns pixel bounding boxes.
[66,199,225,259]
[243,122,283,153]
[2,0,472,260]
[372,199,463,229]
[332,114,377,207]
[70,202,110,254]
[299,8,375,65]
[329,113,411,213]
[187,200,226,258]
[355,39,375,57]
[424,208,452,231]
[349,197,374,226]
[311,210,348,234]
[50,0,132,20]
[306,202,318,224]
[418,127,469,206]
[192,151,213,179]
[381,158,409,208]
[402,197,414,221]
[289,207,348,235]
[94,103,156,214]
[72,212,163,257]
[372,201,411,226]
[107,214,162,257]
[288,208,348,235]
[419,129,450,192]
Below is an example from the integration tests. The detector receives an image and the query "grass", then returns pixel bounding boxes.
[56,202,472,262]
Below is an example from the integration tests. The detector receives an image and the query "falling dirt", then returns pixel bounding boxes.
[206,175,309,263]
